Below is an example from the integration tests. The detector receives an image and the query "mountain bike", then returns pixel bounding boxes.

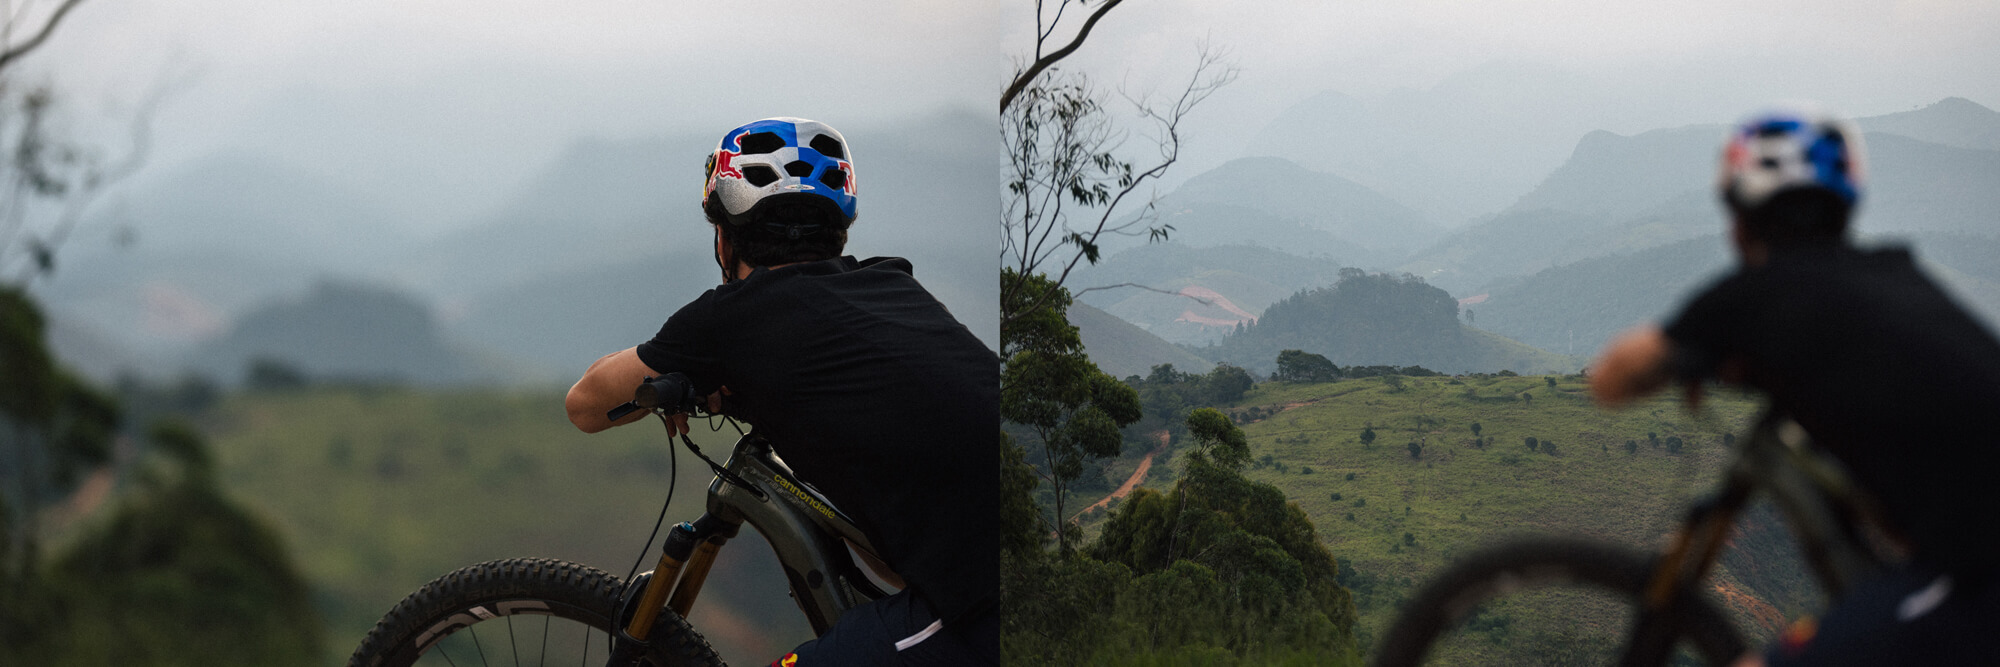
[348,373,894,666]
[1372,408,1894,666]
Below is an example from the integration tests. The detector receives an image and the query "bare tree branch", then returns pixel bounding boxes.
[999,0,1123,114]
[1001,45,1238,330]
[1070,282,1215,307]
[0,0,85,74]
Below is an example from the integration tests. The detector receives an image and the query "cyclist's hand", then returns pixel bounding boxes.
[706,386,731,414]
[668,412,691,437]
[1592,325,1671,407]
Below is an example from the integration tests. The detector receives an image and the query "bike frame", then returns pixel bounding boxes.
[610,431,891,662]
[1627,409,1889,661]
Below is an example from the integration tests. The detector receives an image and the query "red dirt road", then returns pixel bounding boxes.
[1074,431,1169,519]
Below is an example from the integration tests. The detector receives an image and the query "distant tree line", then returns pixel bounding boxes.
[1123,363,1255,436]
[1273,349,1441,383]
[1204,268,1468,373]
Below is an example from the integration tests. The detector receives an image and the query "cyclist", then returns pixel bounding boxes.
[564,117,999,666]
[1592,104,2000,666]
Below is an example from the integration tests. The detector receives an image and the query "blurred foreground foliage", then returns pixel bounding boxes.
[1,287,322,665]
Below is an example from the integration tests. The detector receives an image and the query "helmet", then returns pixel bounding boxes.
[1718,104,1866,213]
[702,117,857,235]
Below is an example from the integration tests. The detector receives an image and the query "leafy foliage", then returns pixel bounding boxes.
[1002,269,1143,551]
[1,288,321,665]
[1085,411,1357,662]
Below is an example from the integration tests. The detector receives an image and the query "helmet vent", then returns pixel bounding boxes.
[784,160,815,178]
[738,132,785,155]
[742,165,781,187]
[819,168,847,191]
[809,135,845,159]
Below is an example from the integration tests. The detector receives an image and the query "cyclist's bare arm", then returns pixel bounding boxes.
[567,347,687,434]
[1592,325,1676,407]
[1593,325,1730,409]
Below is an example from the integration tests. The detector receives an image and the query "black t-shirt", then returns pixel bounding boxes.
[1664,244,2000,574]
[635,256,999,623]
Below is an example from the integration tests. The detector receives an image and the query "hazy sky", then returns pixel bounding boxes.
[30,0,998,231]
[30,0,1998,233]
[1004,0,2000,193]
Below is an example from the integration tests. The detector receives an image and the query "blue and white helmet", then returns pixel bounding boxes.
[1719,104,1866,213]
[702,117,857,232]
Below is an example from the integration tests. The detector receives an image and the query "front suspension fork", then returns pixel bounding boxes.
[606,513,739,664]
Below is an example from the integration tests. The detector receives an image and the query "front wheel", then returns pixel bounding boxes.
[1371,537,1748,667]
[349,558,723,667]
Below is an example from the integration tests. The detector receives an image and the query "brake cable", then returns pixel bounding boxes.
[621,410,764,584]
[623,412,682,582]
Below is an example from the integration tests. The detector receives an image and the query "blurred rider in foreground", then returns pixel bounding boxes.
[1592,104,2000,666]
[566,118,998,666]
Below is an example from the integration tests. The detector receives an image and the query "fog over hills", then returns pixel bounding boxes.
[1079,97,2000,375]
[1072,242,1351,347]
[1860,97,2000,151]
[1091,156,1439,268]
[34,109,996,385]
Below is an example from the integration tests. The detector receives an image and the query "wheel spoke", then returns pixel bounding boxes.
[508,616,521,667]
[470,626,491,667]
[540,614,551,667]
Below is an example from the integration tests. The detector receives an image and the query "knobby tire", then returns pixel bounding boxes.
[1371,537,1747,667]
[349,557,723,667]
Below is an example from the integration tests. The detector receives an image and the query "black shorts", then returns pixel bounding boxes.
[1766,563,2000,666]
[768,590,997,667]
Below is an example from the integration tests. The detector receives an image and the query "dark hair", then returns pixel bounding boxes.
[1730,187,1852,247]
[706,195,848,267]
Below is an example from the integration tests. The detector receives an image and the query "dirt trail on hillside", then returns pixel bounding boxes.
[1075,431,1169,519]
[48,467,115,527]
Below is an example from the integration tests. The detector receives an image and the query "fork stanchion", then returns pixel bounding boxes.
[668,513,740,617]
[626,522,700,640]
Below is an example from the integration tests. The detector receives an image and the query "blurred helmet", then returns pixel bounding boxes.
[1718,104,1866,214]
[702,117,857,236]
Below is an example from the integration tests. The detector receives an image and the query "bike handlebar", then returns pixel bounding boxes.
[605,372,702,421]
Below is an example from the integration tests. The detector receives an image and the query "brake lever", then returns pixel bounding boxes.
[606,401,642,421]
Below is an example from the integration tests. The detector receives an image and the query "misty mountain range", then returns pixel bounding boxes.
[1073,96,2000,374]
[34,109,997,385]
[31,91,2000,387]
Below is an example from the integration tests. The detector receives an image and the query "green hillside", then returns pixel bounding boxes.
[200,387,814,665]
[1199,269,1578,376]
[1080,375,1805,663]
[1073,242,1351,346]
[1071,301,1214,379]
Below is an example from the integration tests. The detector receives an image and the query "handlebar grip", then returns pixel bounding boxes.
[633,372,699,412]
[605,402,641,422]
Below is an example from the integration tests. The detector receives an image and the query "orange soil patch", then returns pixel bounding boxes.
[47,467,115,527]
[1711,579,1788,637]
[1177,285,1259,322]
[1075,431,1169,519]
